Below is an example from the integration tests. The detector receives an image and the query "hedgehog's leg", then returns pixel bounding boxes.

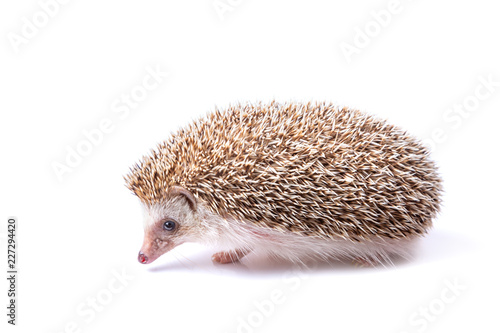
[212,249,249,264]
[352,257,377,267]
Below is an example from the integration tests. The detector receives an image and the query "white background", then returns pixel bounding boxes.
[1,0,499,332]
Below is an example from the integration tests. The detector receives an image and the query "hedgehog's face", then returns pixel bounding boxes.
[138,186,200,264]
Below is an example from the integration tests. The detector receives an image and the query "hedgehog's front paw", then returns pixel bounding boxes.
[212,249,248,264]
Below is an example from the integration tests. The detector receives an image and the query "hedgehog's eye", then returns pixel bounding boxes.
[163,220,176,231]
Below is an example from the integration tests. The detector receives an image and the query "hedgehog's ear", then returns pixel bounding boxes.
[168,186,197,211]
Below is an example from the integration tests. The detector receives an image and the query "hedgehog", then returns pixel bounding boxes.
[125,101,442,267]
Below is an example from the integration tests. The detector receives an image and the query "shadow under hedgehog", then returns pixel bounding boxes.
[125,101,442,267]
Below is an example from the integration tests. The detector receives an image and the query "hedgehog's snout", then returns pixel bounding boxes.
[138,251,148,264]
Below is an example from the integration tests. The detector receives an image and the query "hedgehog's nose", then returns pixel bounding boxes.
[138,251,148,264]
